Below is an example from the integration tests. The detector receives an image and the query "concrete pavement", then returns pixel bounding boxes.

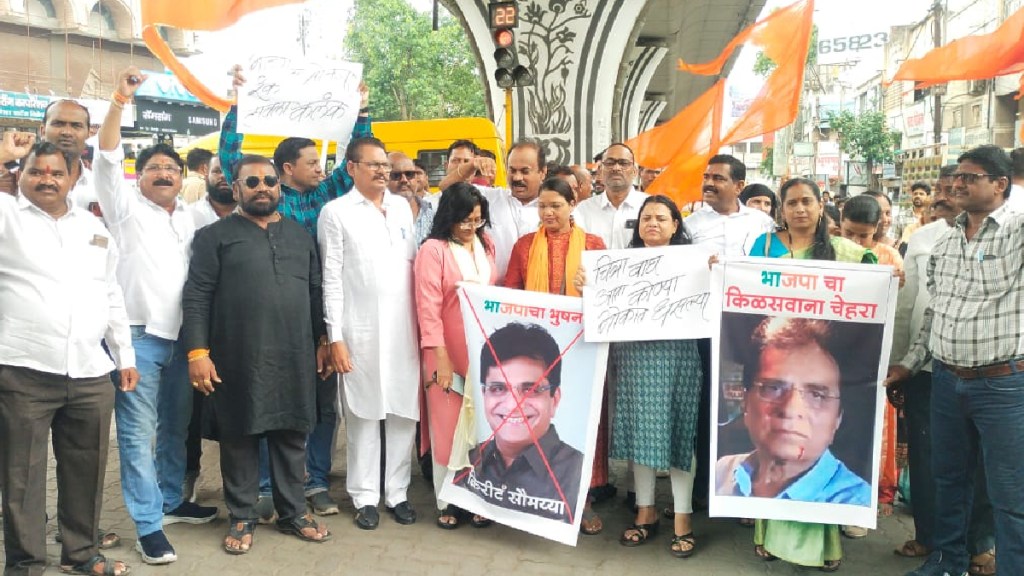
[2,424,920,575]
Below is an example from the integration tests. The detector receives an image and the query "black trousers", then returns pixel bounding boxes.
[185,389,204,474]
[219,429,306,524]
[692,338,712,503]
[0,365,113,576]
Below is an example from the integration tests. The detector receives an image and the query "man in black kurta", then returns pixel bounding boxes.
[182,155,331,552]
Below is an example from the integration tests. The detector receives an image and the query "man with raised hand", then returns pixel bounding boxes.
[96,66,217,567]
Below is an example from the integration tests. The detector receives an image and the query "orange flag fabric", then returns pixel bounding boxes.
[141,0,306,112]
[890,6,1024,142]
[629,0,814,207]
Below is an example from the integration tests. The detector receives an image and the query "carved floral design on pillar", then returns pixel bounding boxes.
[518,0,591,165]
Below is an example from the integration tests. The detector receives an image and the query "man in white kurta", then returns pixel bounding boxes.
[318,137,420,530]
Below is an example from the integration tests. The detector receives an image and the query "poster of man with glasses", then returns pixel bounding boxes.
[439,284,608,546]
[708,258,898,529]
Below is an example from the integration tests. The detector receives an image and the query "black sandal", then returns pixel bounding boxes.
[277,513,331,543]
[223,520,255,555]
[59,554,131,575]
[619,521,659,547]
[670,532,696,558]
[754,544,778,561]
[470,514,493,528]
[436,504,461,530]
[820,559,842,572]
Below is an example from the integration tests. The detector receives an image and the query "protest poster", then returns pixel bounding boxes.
[438,284,609,546]
[236,55,362,142]
[708,257,898,529]
[581,245,714,342]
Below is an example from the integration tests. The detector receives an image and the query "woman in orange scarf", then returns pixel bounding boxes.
[504,177,606,534]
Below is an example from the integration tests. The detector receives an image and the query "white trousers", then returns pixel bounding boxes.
[634,456,696,514]
[342,400,416,509]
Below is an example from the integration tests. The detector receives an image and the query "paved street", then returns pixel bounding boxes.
[3,423,919,575]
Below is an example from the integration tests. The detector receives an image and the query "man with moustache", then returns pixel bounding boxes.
[895,181,932,244]
[388,152,434,243]
[0,141,137,576]
[573,143,649,250]
[439,139,545,281]
[188,156,236,230]
[184,154,332,553]
[319,136,420,530]
[684,154,773,509]
[638,166,663,191]
[96,67,217,566]
[220,67,371,516]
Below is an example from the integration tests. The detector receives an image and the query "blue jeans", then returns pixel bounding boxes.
[931,361,1024,573]
[114,327,191,537]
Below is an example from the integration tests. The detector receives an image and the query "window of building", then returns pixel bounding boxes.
[88,2,117,36]
[27,0,57,20]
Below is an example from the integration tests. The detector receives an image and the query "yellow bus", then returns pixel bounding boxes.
[177,117,506,190]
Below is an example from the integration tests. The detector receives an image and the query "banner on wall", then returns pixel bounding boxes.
[438,284,609,546]
[708,257,898,529]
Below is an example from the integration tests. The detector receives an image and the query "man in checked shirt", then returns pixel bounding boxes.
[888,145,1024,576]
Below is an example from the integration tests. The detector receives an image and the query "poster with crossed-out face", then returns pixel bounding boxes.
[438,284,608,546]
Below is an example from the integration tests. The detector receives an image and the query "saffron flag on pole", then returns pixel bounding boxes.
[140,0,307,112]
[626,0,814,206]
[889,7,1024,142]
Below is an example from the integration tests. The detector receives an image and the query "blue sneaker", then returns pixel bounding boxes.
[905,552,968,576]
[136,530,176,565]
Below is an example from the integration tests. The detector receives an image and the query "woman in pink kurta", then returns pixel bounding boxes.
[414,182,497,529]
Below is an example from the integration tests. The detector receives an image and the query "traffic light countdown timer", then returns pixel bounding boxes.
[489,1,534,88]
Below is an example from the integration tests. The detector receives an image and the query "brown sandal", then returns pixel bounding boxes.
[894,539,930,558]
[754,544,777,561]
[969,550,996,576]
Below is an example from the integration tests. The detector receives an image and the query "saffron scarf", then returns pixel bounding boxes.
[525,224,586,297]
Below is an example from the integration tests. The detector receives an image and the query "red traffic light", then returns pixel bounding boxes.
[494,29,514,49]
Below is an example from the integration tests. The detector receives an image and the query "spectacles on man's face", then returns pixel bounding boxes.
[242,175,280,189]
[601,158,633,170]
[751,380,840,411]
[143,164,182,175]
[353,161,391,172]
[951,172,1000,185]
[482,382,553,399]
[457,218,486,230]
[390,170,417,181]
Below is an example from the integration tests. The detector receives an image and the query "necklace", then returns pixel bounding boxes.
[785,229,813,258]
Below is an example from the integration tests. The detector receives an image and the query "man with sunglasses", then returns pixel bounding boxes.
[219,65,373,518]
[183,154,332,552]
[889,145,1024,576]
[95,66,217,566]
[387,152,434,243]
[454,322,583,522]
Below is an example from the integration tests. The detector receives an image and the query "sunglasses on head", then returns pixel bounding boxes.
[242,175,279,189]
[389,170,418,181]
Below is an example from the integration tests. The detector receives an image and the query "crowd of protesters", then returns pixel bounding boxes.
[0,63,1022,576]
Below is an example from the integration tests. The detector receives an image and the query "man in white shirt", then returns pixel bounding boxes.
[439,139,546,281]
[319,137,420,530]
[181,148,212,204]
[32,100,99,214]
[95,67,216,566]
[187,156,236,230]
[685,154,774,508]
[573,143,649,249]
[1010,147,1023,210]
[684,154,774,256]
[0,141,137,576]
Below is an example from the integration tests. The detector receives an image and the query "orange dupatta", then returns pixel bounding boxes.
[525,225,586,297]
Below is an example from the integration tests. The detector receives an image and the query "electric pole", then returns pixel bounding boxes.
[932,1,943,145]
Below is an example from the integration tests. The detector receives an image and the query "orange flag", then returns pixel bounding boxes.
[141,0,306,112]
[890,7,1024,87]
[626,80,725,206]
[629,0,813,207]
[890,7,1024,142]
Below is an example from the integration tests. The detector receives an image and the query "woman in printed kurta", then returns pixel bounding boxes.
[747,178,876,571]
[414,183,497,529]
[603,196,703,559]
[504,177,606,534]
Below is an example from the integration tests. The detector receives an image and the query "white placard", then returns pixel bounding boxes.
[237,55,362,143]
[581,245,715,342]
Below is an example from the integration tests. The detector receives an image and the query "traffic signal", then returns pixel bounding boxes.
[489,2,534,88]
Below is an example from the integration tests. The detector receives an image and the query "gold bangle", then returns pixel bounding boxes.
[187,354,209,363]
[187,348,210,361]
